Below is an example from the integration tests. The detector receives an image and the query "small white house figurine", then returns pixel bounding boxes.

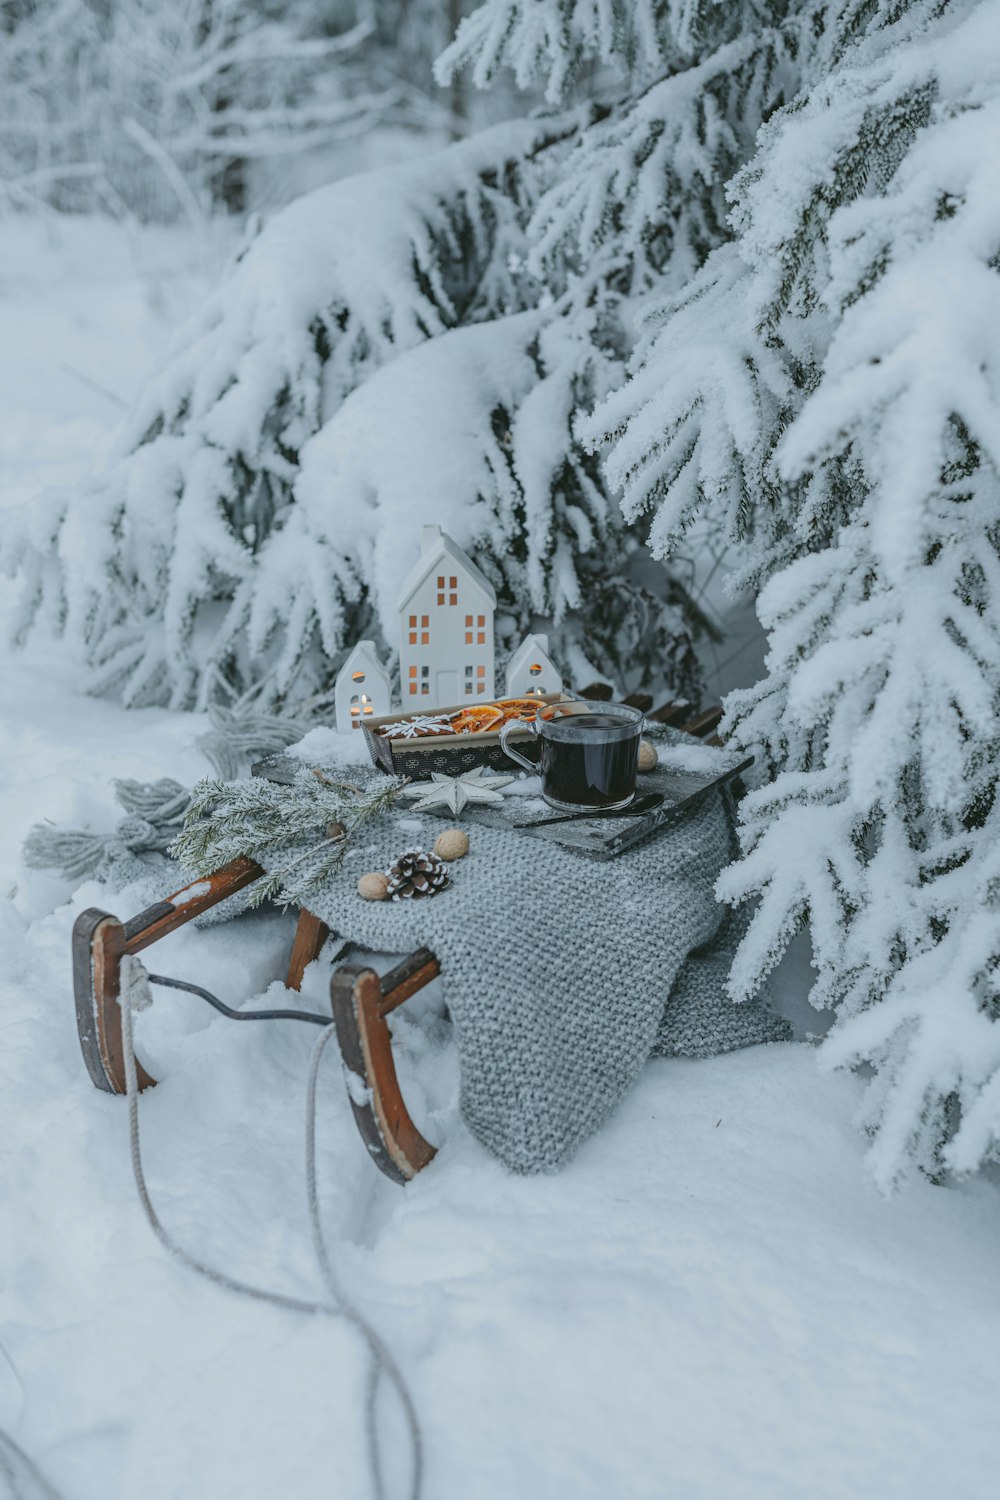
[397,524,495,709]
[506,632,562,699]
[335,641,391,732]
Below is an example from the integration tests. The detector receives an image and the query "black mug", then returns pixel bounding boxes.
[499,699,644,813]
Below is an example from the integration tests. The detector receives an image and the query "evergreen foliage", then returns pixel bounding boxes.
[171,764,407,906]
[586,0,1000,1186]
[2,0,811,710]
[0,0,475,219]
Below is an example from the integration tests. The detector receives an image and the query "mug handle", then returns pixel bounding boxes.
[498,717,538,774]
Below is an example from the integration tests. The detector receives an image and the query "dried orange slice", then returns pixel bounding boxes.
[496,697,542,722]
[450,704,504,734]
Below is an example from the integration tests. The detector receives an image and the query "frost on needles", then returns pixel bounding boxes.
[4,3,839,713]
[586,0,1000,1188]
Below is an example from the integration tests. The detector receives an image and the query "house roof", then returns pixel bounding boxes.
[507,632,554,671]
[338,640,387,677]
[395,524,496,611]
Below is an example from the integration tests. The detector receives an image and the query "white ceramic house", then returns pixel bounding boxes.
[334,640,391,733]
[506,632,562,699]
[397,524,495,709]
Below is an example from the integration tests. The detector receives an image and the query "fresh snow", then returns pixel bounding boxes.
[3,217,1000,1500]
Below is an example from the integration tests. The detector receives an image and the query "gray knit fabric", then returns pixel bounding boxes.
[259,765,791,1174]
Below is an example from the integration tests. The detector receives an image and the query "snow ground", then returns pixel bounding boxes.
[2,215,1000,1500]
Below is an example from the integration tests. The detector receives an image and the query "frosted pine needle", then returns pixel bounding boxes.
[170,768,407,908]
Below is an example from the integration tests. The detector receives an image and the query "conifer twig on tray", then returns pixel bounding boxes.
[170,767,407,908]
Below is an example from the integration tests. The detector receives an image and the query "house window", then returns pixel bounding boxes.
[477,613,486,644]
[352,670,366,683]
[408,613,417,645]
[449,577,457,589]
[437,576,445,588]
[476,682,485,694]
[408,664,418,697]
[421,614,429,645]
[465,631,473,644]
[477,665,485,678]
[477,615,485,626]
[450,593,457,606]
[465,615,473,626]
[350,692,373,721]
[421,664,429,696]
[529,663,542,676]
[437,592,445,606]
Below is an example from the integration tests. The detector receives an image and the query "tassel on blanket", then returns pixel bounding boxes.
[23,778,191,884]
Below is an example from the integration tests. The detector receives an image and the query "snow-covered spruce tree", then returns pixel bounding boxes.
[0,1,483,219]
[587,0,1000,1186]
[2,0,840,709]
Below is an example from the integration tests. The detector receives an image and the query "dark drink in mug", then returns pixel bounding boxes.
[499,700,644,813]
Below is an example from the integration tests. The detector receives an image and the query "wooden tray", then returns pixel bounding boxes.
[252,725,752,862]
[360,693,571,779]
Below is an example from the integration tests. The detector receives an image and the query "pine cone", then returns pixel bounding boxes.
[385,848,451,900]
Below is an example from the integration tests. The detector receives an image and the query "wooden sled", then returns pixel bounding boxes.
[72,698,722,1184]
[72,864,439,1184]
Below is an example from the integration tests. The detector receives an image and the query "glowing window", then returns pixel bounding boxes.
[409,684,418,695]
[449,593,457,606]
[477,632,485,645]
[529,663,543,676]
[465,632,473,644]
[465,615,473,627]
[421,632,429,645]
[476,665,485,678]
[409,632,417,644]
[476,682,485,694]
[437,576,444,588]
[437,594,445,606]
[352,670,366,683]
[449,576,457,589]
[421,615,429,627]
[477,615,485,627]
[409,666,417,678]
[409,615,416,627]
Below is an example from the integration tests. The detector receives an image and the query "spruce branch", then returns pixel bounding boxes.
[170,767,407,908]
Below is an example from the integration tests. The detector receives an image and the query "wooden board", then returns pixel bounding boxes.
[253,728,751,863]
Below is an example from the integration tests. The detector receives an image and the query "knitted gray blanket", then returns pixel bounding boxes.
[260,766,790,1174]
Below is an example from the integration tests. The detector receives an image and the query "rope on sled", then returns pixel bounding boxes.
[118,957,422,1500]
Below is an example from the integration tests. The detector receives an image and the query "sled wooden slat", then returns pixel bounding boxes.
[121,857,263,952]
[286,909,330,992]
